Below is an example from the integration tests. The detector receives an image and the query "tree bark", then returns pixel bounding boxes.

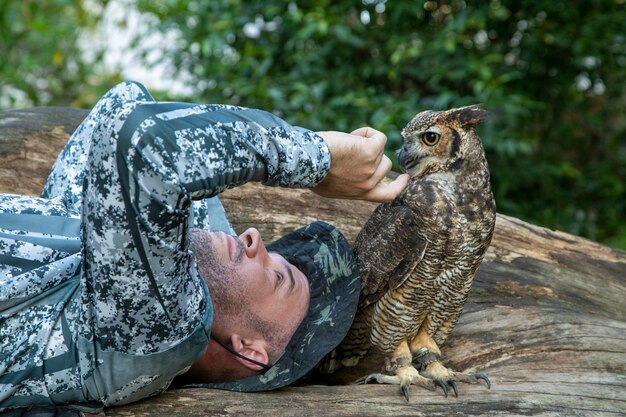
[2,107,625,417]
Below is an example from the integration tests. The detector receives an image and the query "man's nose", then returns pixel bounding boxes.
[239,228,269,260]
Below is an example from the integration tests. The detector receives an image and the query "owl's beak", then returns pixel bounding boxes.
[397,146,419,172]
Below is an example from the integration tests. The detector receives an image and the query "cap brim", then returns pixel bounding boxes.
[192,221,360,392]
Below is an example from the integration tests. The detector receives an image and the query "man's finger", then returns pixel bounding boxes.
[363,173,410,203]
[357,132,388,170]
[368,154,393,185]
[351,127,387,145]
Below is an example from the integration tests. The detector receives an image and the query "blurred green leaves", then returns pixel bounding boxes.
[1,0,625,249]
[0,0,116,108]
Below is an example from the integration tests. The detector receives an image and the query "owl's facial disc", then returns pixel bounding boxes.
[398,126,443,174]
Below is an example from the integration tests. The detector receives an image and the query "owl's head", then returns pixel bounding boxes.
[397,104,487,177]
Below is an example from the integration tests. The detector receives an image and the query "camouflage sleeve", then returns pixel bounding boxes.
[136,103,331,194]
[78,82,330,354]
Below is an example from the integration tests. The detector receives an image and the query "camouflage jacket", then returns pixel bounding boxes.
[0,81,330,413]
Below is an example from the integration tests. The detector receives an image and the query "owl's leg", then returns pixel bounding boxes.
[354,339,438,401]
[409,322,490,397]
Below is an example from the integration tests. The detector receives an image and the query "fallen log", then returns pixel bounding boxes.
[1,107,625,417]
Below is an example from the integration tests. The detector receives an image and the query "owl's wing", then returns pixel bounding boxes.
[354,203,428,309]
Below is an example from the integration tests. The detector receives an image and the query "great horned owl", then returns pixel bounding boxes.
[321,105,496,400]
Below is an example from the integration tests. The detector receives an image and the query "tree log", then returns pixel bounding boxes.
[1,107,625,417]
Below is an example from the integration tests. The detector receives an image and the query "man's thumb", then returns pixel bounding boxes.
[366,173,410,203]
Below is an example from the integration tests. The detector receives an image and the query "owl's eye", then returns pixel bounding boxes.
[421,132,441,146]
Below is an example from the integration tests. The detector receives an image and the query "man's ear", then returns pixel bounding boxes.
[230,334,269,371]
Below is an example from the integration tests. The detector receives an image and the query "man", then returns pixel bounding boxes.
[0,81,408,413]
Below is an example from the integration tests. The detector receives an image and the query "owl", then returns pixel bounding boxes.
[321,105,496,400]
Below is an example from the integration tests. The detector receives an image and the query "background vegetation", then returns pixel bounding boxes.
[1,0,625,249]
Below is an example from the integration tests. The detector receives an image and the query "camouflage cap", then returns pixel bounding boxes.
[197,221,360,392]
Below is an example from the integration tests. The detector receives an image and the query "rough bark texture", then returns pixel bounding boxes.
[1,107,625,417]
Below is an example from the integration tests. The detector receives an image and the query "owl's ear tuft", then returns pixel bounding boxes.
[447,105,488,127]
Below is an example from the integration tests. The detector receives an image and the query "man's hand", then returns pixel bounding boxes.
[312,128,410,203]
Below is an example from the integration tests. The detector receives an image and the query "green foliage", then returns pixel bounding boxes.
[0,0,115,108]
[1,0,625,249]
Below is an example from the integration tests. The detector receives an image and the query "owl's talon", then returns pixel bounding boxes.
[422,379,437,392]
[353,374,374,385]
[354,365,441,402]
[449,380,458,397]
[434,380,448,397]
[453,371,492,389]
[476,373,491,389]
[401,384,410,402]
[353,372,405,387]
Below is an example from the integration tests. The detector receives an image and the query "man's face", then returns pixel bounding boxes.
[206,228,310,333]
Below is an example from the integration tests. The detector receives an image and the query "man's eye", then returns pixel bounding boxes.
[276,272,284,283]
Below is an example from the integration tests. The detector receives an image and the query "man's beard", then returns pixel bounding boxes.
[188,228,245,319]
